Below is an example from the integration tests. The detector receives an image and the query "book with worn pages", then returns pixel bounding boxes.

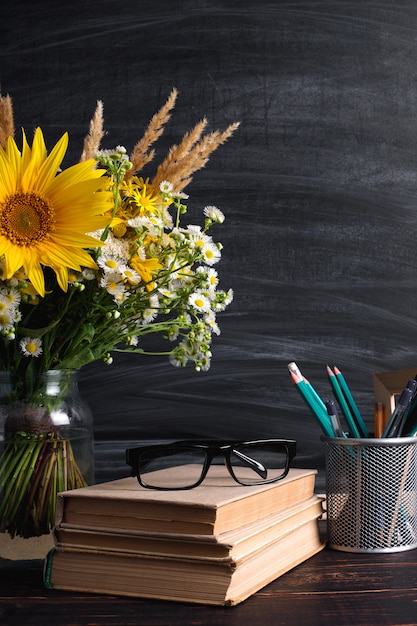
[45,467,325,606]
[54,466,318,536]
[53,494,323,560]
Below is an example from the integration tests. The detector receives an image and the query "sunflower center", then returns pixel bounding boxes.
[0,192,55,245]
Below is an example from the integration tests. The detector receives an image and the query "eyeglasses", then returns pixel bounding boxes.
[125,439,296,490]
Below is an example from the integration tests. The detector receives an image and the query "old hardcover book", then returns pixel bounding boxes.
[55,467,317,536]
[45,517,325,606]
[54,495,324,560]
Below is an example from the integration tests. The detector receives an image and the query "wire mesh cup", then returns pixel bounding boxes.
[323,436,417,553]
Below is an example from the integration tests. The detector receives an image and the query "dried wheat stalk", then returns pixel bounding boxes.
[0,92,15,149]
[152,121,240,193]
[126,87,179,179]
[80,100,104,162]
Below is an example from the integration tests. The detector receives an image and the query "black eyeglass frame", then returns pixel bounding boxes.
[126,439,297,490]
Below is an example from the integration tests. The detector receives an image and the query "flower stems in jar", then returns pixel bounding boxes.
[0,433,87,538]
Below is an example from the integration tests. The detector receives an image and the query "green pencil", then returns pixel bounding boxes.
[327,365,361,438]
[290,371,334,437]
[334,366,368,437]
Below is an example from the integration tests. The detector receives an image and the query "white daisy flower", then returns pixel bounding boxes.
[149,293,160,309]
[197,353,212,372]
[186,225,209,243]
[203,205,225,223]
[158,287,176,299]
[199,266,219,291]
[224,288,234,305]
[188,292,211,313]
[100,273,127,303]
[98,254,123,273]
[160,181,173,193]
[200,241,221,265]
[0,309,15,332]
[0,294,14,315]
[169,352,189,368]
[20,337,43,358]
[119,265,141,286]
[204,310,220,335]
[128,217,147,229]
[113,290,130,305]
[172,191,189,200]
[96,146,127,158]
[141,308,158,324]
[3,288,21,307]
[214,288,234,311]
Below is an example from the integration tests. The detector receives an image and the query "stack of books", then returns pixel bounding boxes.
[44,466,325,606]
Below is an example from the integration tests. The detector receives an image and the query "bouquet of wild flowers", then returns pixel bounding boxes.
[0,88,239,537]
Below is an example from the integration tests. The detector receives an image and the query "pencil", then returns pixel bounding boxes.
[325,399,343,437]
[382,387,413,438]
[374,402,385,438]
[289,371,334,437]
[333,366,368,437]
[327,365,361,438]
[287,362,327,411]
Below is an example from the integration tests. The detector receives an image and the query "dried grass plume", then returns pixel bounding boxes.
[152,118,240,194]
[80,100,104,162]
[0,91,15,150]
[126,87,179,178]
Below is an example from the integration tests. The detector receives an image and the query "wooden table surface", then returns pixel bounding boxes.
[1,546,417,626]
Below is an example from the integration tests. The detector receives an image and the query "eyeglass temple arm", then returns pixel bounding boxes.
[232,449,268,479]
[127,448,180,474]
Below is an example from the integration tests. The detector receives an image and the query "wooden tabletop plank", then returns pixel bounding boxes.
[1,548,417,625]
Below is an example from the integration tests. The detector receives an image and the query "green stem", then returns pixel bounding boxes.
[0,433,88,538]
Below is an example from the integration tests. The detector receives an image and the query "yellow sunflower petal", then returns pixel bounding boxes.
[20,129,33,173]
[52,264,71,293]
[44,242,99,268]
[20,128,49,192]
[48,160,106,194]
[35,131,68,193]
[0,237,24,277]
[25,258,46,298]
[0,151,14,201]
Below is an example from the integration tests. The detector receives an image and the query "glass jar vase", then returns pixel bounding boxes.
[0,370,93,558]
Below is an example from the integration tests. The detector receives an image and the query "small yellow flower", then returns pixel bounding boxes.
[130,255,162,291]
[130,187,159,213]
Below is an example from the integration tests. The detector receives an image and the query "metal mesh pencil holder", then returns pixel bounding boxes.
[323,436,417,553]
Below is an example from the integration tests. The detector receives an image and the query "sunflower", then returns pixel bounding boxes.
[0,128,111,296]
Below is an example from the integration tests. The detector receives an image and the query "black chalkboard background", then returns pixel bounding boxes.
[3,1,417,489]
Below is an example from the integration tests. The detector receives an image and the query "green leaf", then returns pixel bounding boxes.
[16,319,62,338]
[57,347,97,370]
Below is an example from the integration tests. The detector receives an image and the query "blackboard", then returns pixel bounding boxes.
[3,1,417,489]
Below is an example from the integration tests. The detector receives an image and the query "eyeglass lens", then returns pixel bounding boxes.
[138,447,207,489]
[229,441,289,484]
